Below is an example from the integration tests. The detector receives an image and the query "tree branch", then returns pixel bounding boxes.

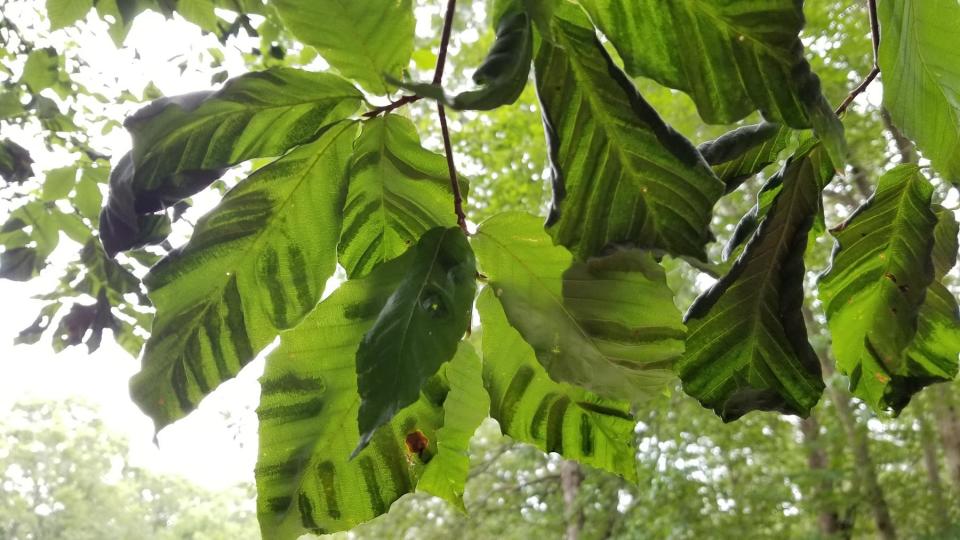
[835,0,881,116]
[432,0,468,233]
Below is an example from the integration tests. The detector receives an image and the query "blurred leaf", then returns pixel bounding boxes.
[41,166,77,201]
[46,0,94,29]
[0,139,34,183]
[20,47,60,91]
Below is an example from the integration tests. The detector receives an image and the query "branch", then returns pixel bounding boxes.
[361,94,421,118]
[432,0,468,233]
[835,0,881,116]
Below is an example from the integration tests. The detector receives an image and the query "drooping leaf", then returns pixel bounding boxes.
[120,68,361,211]
[0,139,34,184]
[130,122,357,431]
[698,123,793,194]
[878,0,960,185]
[416,342,488,510]
[46,0,94,29]
[477,288,639,481]
[339,115,464,278]
[99,153,174,257]
[535,9,723,261]
[356,227,477,454]
[904,207,960,385]
[256,252,480,539]
[818,165,940,413]
[472,212,681,403]
[398,11,533,111]
[273,0,414,95]
[678,143,833,421]
[580,0,846,165]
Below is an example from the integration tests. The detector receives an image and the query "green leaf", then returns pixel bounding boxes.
[19,47,60,92]
[122,68,361,210]
[273,0,414,95]
[0,247,40,281]
[0,139,33,184]
[339,115,463,278]
[398,11,533,111]
[41,166,77,201]
[698,123,793,194]
[678,144,833,421]
[256,252,480,539]
[356,227,477,454]
[74,167,104,222]
[818,165,940,413]
[580,0,846,165]
[46,0,94,29]
[472,212,680,403]
[477,288,639,481]
[130,122,357,431]
[535,11,723,261]
[416,342,488,511]
[878,0,960,185]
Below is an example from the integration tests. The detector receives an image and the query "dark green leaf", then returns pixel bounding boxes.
[698,123,793,194]
[535,10,723,260]
[472,212,680,403]
[355,227,477,455]
[399,11,533,111]
[14,302,61,346]
[477,288,639,481]
[818,165,940,412]
[0,247,41,281]
[339,115,464,278]
[678,143,833,421]
[878,0,960,185]
[41,166,77,201]
[273,0,414,94]
[0,139,34,184]
[130,122,357,431]
[256,253,481,538]
[580,0,846,165]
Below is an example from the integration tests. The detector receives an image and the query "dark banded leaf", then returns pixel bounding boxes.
[120,68,361,213]
[399,10,533,111]
[273,0,413,95]
[905,208,960,385]
[878,0,960,185]
[580,0,846,165]
[818,165,940,413]
[256,252,481,538]
[417,342,488,510]
[679,143,833,421]
[339,115,464,278]
[472,212,680,403]
[535,9,724,261]
[356,227,477,454]
[130,122,358,431]
[698,123,793,194]
[477,288,638,481]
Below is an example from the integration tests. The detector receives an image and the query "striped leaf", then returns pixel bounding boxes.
[878,0,960,185]
[580,0,845,165]
[122,68,361,211]
[698,123,793,194]
[256,252,482,539]
[535,9,724,261]
[679,143,833,421]
[273,0,413,95]
[130,122,358,431]
[339,115,463,278]
[472,212,681,403]
[356,227,477,454]
[818,165,940,413]
[477,288,639,481]
[399,10,533,111]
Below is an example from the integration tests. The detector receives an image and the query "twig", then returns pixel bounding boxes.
[438,102,469,233]
[433,0,457,84]
[835,0,881,116]
[362,94,421,118]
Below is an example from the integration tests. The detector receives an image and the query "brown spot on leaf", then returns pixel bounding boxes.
[405,430,429,457]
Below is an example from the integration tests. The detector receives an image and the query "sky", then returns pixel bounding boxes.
[0,4,267,490]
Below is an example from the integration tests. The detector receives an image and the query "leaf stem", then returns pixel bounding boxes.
[362,94,422,118]
[835,0,880,116]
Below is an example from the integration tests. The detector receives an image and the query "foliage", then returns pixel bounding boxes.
[1,0,959,537]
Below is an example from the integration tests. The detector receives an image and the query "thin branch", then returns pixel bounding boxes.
[438,102,469,233]
[835,0,881,116]
[433,0,458,84]
[361,94,421,118]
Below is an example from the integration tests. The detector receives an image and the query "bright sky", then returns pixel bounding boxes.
[0,5,267,490]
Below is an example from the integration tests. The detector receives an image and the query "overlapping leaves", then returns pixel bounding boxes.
[818,165,944,412]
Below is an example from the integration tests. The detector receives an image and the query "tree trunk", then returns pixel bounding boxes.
[916,396,950,532]
[820,357,897,540]
[800,414,848,537]
[932,384,960,492]
[561,460,585,540]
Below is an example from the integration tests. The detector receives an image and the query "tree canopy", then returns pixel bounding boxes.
[1,0,959,538]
